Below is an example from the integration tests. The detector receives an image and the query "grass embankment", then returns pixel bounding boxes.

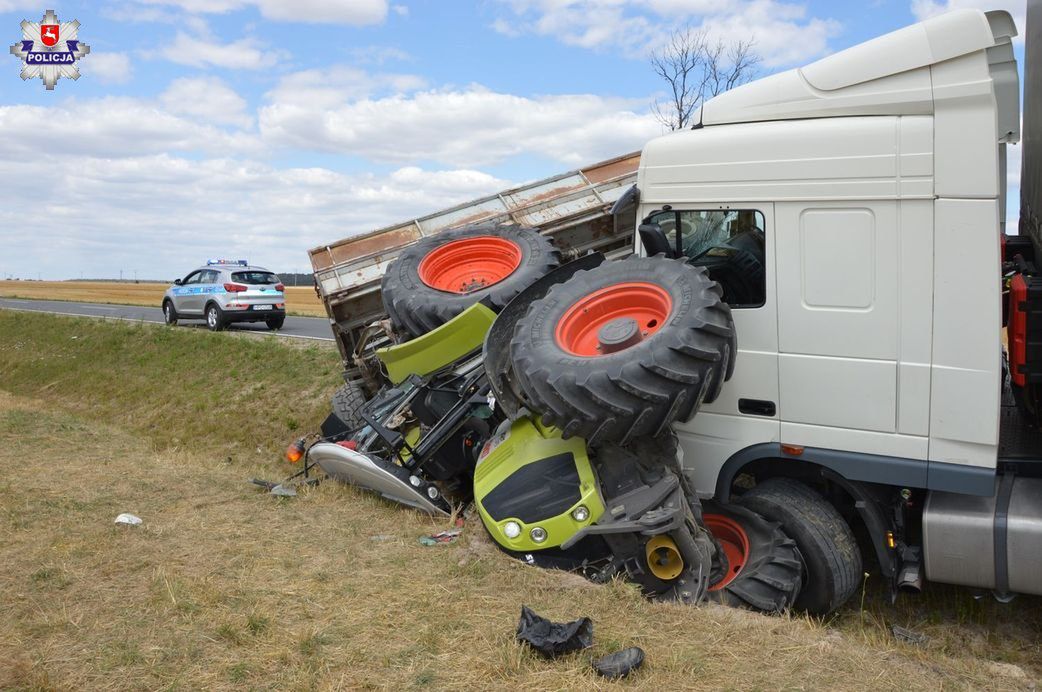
[1,312,1040,689]
[0,280,327,317]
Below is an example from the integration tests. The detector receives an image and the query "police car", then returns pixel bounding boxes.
[162,260,286,331]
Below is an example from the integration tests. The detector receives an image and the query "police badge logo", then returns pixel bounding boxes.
[9,9,90,90]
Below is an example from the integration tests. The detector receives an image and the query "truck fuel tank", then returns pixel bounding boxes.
[923,476,1042,596]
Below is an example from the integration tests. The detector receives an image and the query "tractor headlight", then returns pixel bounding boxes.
[530,526,548,543]
[571,505,590,522]
[504,521,521,539]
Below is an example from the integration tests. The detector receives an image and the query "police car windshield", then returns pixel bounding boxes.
[232,271,278,285]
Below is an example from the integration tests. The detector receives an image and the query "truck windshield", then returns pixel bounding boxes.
[232,271,278,285]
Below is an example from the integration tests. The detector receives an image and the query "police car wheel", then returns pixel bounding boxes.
[163,300,178,326]
[265,316,285,330]
[206,304,225,331]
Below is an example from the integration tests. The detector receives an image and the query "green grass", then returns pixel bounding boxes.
[0,311,342,460]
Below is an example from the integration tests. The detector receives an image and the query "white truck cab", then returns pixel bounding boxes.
[635,8,1039,597]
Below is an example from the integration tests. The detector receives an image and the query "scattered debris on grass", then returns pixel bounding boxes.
[891,624,929,646]
[419,528,462,546]
[515,605,593,657]
[593,646,645,679]
[114,513,142,526]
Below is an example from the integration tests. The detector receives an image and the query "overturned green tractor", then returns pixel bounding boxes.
[300,224,801,613]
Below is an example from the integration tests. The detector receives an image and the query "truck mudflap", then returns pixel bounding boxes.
[308,442,450,516]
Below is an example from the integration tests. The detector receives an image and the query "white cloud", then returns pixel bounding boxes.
[494,0,841,67]
[265,66,426,108]
[160,76,253,128]
[0,152,510,279]
[86,52,133,85]
[160,30,282,69]
[129,0,388,25]
[0,99,260,160]
[259,84,662,167]
[392,4,409,16]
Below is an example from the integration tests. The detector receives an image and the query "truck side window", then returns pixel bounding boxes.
[645,209,766,308]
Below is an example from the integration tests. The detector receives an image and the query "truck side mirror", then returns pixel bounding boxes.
[639,223,677,259]
[174,279,183,286]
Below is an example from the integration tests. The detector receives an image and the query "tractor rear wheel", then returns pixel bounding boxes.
[381,224,560,339]
[509,256,736,445]
[703,500,803,613]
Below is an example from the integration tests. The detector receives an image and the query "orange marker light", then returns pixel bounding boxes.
[780,444,805,456]
[285,440,305,463]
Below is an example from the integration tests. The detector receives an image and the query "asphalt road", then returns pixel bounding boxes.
[0,298,335,341]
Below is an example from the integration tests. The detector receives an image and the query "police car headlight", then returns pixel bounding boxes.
[571,505,590,522]
[530,527,547,543]
[504,521,521,539]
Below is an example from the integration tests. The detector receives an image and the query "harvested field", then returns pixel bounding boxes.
[0,280,326,317]
[1,311,1040,689]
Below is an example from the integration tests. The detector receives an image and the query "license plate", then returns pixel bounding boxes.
[254,304,273,310]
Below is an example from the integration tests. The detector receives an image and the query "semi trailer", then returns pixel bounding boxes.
[301,6,1042,613]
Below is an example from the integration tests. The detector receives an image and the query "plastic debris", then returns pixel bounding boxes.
[114,513,142,526]
[891,624,928,646]
[419,528,462,546]
[515,605,593,657]
[269,484,297,497]
[593,647,645,678]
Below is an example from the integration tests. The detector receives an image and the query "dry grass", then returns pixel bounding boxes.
[0,280,326,317]
[1,312,1041,689]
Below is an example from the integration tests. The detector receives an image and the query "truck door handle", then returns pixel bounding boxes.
[739,399,776,417]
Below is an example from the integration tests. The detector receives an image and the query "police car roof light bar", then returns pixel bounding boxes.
[207,259,248,266]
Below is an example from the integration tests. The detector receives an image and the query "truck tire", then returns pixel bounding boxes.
[509,256,735,445]
[738,478,861,615]
[703,501,803,613]
[331,380,367,431]
[381,224,560,339]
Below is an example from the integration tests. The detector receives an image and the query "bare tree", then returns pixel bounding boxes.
[650,28,761,131]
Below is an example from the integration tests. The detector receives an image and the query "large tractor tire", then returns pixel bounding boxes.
[331,380,367,431]
[382,224,560,339]
[509,256,736,445]
[702,500,803,613]
[738,478,862,615]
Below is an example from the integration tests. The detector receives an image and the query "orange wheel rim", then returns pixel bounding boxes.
[704,513,750,591]
[554,282,672,357]
[418,236,522,294]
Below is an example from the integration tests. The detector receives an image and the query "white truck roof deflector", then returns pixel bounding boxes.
[701,9,1017,129]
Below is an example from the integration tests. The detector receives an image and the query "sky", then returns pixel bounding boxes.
[0,0,1027,280]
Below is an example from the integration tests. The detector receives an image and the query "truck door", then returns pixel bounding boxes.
[643,204,781,494]
[772,200,928,460]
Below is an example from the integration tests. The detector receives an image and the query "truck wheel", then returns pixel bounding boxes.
[162,300,178,326]
[738,478,861,615]
[205,303,226,332]
[381,224,560,339]
[702,501,803,613]
[331,380,367,430]
[509,256,735,445]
